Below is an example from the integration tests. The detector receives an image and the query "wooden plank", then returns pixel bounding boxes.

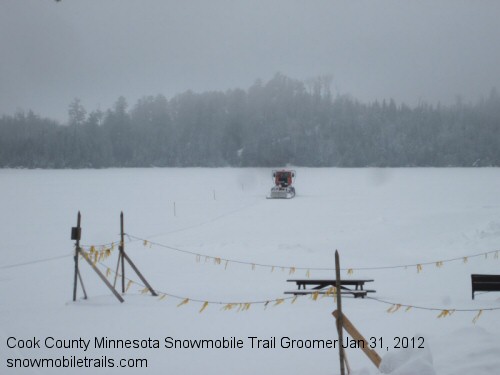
[288,279,374,284]
[335,250,346,375]
[471,274,500,281]
[80,251,124,303]
[122,251,158,296]
[120,212,126,294]
[332,310,382,368]
[474,283,500,291]
[284,290,369,296]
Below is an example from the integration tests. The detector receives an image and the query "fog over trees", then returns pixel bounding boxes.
[1,74,499,168]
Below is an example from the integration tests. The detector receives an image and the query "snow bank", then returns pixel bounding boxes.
[380,337,435,375]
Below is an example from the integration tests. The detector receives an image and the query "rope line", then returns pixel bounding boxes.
[0,254,72,269]
[127,198,264,242]
[367,296,500,312]
[126,233,499,272]
[90,257,499,316]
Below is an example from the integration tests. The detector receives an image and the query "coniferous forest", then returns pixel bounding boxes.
[1,74,499,168]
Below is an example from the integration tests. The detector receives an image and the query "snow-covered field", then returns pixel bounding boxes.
[1,168,500,375]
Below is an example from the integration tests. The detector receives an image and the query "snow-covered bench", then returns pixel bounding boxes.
[471,274,500,299]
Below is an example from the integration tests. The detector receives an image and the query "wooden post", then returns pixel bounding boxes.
[77,269,88,300]
[72,212,81,302]
[119,212,158,297]
[120,212,125,293]
[335,250,346,375]
[332,310,382,368]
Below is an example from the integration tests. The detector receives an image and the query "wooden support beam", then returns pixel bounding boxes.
[80,252,124,303]
[332,310,382,368]
[120,212,126,294]
[335,250,347,375]
[122,251,158,296]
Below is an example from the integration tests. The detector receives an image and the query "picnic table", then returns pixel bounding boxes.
[285,278,375,298]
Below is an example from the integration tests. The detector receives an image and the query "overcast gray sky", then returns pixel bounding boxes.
[1,0,500,122]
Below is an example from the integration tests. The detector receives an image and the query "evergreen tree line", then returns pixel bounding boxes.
[1,74,499,168]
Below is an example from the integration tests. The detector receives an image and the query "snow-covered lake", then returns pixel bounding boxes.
[1,168,500,374]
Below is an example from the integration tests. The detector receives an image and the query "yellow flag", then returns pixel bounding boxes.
[306,269,310,278]
[437,310,450,318]
[222,303,234,311]
[311,291,319,301]
[324,286,335,297]
[126,280,133,292]
[274,299,284,306]
[417,264,423,273]
[291,296,298,304]
[177,298,189,307]
[387,304,402,313]
[158,294,167,301]
[289,267,296,275]
[199,301,209,313]
[347,269,354,275]
[472,310,483,324]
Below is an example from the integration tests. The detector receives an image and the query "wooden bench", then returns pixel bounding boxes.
[286,278,375,299]
[471,274,500,299]
[284,289,375,298]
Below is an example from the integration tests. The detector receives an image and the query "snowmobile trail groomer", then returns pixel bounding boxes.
[267,170,296,199]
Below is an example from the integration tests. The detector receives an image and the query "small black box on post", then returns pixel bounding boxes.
[71,227,81,241]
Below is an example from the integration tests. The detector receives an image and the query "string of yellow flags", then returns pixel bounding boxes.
[126,233,499,277]
[84,255,500,324]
